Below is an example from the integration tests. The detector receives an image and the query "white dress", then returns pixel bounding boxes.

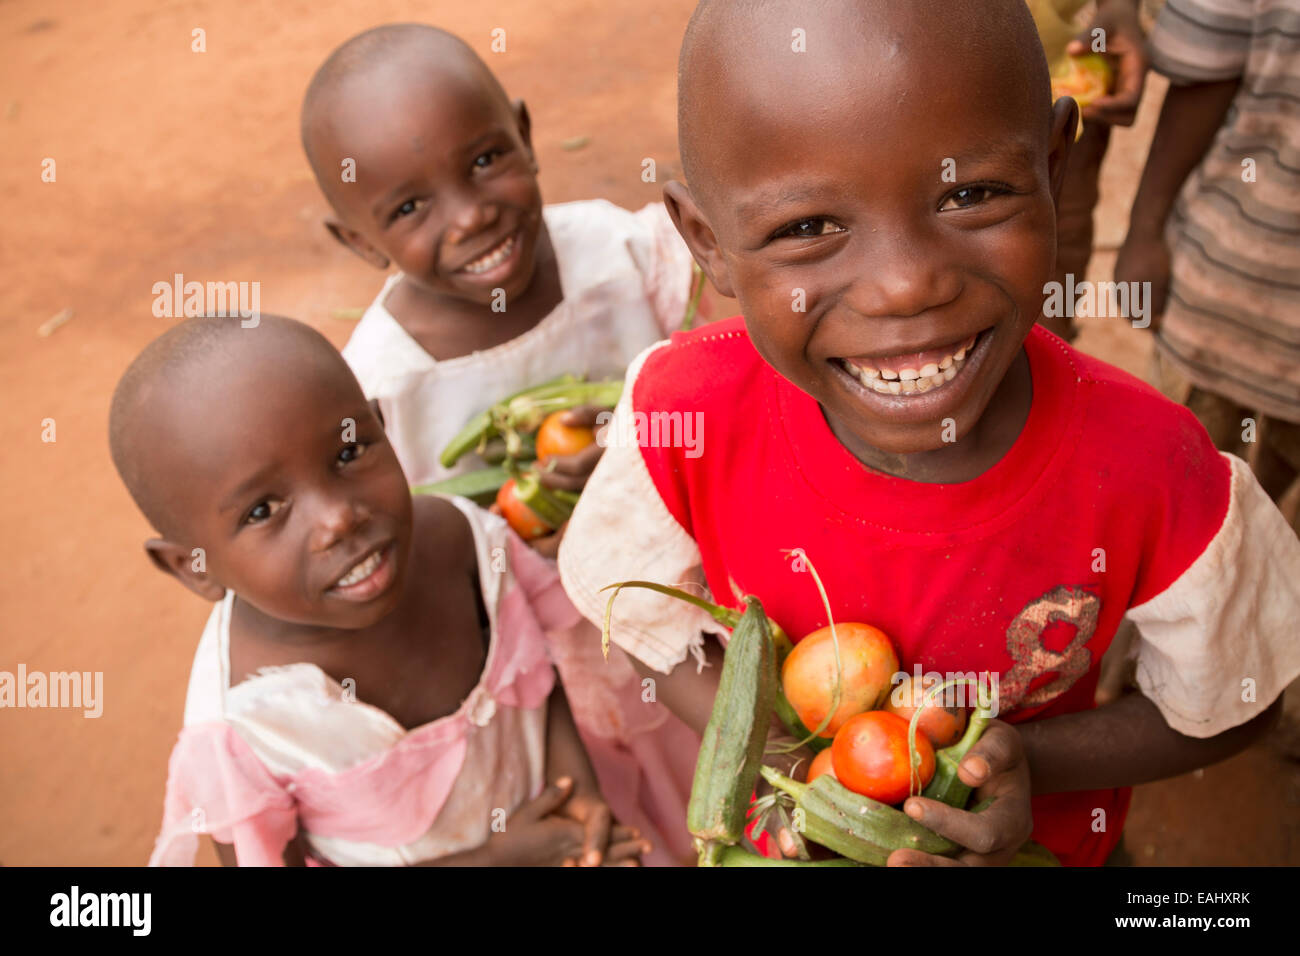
[341,199,695,485]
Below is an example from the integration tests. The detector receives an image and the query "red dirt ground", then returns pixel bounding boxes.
[2,0,1295,866]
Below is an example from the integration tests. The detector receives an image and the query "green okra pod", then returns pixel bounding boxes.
[761,767,966,865]
[412,466,509,505]
[687,596,778,864]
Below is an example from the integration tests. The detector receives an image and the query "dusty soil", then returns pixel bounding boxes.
[1,0,1294,866]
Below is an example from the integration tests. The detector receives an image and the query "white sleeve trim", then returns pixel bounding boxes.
[1130,453,1300,737]
[558,341,722,674]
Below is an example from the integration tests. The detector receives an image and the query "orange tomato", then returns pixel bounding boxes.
[805,748,836,784]
[831,711,935,805]
[781,623,899,738]
[495,478,554,540]
[536,411,596,462]
[883,673,968,749]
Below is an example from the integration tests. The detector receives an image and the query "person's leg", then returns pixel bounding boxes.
[1043,121,1112,341]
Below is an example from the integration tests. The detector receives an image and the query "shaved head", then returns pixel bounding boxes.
[301,23,513,194]
[109,316,355,539]
[677,0,1052,209]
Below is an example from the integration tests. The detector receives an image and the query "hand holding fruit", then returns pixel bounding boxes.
[536,405,608,492]
[1066,0,1148,126]
[887,720,1034,867]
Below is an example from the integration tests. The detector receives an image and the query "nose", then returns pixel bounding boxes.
[442,187,499,246]
[307,490,370,553]
[842,227,962,320]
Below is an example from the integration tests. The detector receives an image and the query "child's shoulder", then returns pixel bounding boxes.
[411,493,479,574]
[1034,328,1224,474]
[631,314,764,409]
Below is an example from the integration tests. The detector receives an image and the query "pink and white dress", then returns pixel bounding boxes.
[152,498,573,866]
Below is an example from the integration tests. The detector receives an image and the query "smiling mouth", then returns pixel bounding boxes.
[327,542,398,602]
[334,548,385,587]
[458,232,518,275]
[833,329,989,397]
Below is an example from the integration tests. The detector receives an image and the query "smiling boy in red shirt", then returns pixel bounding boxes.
[559,0,1300,866]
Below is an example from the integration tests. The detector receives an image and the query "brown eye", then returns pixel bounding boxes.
[777,218,845,239]
[338,443,367,465]
[244,499,284,525]
[940,183,1009,211]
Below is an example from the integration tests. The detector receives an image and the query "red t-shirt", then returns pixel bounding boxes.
[629,317,1231,866]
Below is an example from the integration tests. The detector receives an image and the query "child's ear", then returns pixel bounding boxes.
[1046,97,1080,207]
[512,98,537,171]
[663,181,735,299]
[324,220,390,271]
[144,539,226,602]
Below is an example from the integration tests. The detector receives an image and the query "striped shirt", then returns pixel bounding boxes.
[1149,0,1300,423]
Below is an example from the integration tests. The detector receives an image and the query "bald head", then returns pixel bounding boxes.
[109,316,356,539]
[677,0,1052,207]
[301,23,513,192]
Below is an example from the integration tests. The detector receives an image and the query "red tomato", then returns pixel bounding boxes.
[781,623,899,738]
[495,478,553,540]
[883,673,968,749]
[831,711,935,805]
[805,748,836,784]
[536,411,596,462]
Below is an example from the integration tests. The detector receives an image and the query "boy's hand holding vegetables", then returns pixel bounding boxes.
[888,720,1034,866]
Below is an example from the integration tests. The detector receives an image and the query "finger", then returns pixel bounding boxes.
[537,444,605,488]
[521,778,574,821]
[559,405,609,429]
[957,722,1020,787]
[529,527,564,559]
[488,503,504,517]
[604,838,653,863]
[579,803,612,867]
[610,824,641,842]
[776,827,799,858]
[903,794,1026,857]
[888,848,965,867]
[603,859,642,867]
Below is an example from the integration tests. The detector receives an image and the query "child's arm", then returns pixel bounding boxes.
[1020,690,1280,794]
[888,693,1281,866]
[541,680,651,866]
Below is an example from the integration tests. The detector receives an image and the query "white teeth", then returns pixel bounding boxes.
[462,234,516,275]
[336,549,383,587]
[840,330,982,398]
